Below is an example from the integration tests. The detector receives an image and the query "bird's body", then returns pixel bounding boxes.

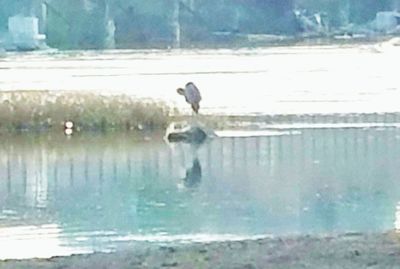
[177,82,202,114]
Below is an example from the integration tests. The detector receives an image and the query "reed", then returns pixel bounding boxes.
[0,91,173,133]
[1,91,398,134]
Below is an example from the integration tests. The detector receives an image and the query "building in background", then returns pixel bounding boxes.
[7,15,46,50]
[0,0,47,50]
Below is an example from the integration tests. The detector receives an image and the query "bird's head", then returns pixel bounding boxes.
[177,88,185,95]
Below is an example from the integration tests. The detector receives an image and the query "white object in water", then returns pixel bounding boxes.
[215,129,299,138]
[64,121,74,129]
[64,128,73,136]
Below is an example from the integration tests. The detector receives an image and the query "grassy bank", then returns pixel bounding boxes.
[0,91,399,134]
[0,91,173,133]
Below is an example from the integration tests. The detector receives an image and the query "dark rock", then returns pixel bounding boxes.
[367,261,378,267]
[160,246,176,253]
[161,262,179,267]
[167,126,207,145]
[243,264,257,269]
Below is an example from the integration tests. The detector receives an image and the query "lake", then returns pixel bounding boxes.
[0,43,400,259]
[1,126,400,259]
[0,42,399,115]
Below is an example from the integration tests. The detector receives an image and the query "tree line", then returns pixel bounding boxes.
[0,0,398,49]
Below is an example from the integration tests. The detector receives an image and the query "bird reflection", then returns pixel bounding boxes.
[164,122,209,188]
[182,157,202,188]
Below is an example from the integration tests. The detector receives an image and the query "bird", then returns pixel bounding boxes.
[177,82,202,114]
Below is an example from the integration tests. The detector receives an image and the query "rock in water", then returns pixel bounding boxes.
[167,126,208,145]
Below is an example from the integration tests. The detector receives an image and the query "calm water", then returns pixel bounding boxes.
[1,127,400,259]
[0,43,399,115]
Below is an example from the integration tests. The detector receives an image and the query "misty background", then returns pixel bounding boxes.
[0,0,399,50]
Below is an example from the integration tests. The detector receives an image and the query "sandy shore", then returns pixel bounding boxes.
[1,232,400,269]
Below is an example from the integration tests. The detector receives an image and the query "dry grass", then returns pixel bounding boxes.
[0,91,398,134]
[0,91,173,133]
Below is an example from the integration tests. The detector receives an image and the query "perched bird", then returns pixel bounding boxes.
[177,82,202,114]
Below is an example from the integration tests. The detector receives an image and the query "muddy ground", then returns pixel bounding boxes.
[1,232,400,269]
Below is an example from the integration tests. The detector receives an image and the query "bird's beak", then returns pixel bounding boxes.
[177,88,184,95]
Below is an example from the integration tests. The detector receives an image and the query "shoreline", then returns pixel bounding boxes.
[1,33,395,52]
[0,90,400,134]
[1,231,400,268]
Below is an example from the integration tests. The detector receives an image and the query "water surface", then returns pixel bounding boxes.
[1,127,400,259]
[0,44,399,115]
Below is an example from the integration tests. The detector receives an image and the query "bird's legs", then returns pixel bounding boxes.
[191,103,199,114]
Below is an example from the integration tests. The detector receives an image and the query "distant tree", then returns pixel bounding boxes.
[46,0,110,49]
[349,0,392,24]
[80,0,108,48]
[236,0,298,34]
[112,0,174,48]
[248,0,294,13]
[0,0,34,31]
[0,1,11,31]
[296,0,395,27]
[194,0,297,34]
[46,0,84,49]
[295,0,348,27]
